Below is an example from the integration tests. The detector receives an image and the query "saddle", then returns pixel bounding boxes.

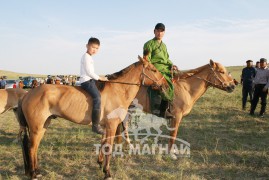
[95,80,106,92]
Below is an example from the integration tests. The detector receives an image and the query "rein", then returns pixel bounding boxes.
[106,65,165,88]
[106,81,140,86]
[181,64,233,89]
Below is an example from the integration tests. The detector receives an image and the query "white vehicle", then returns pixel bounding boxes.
[5,79,19,89]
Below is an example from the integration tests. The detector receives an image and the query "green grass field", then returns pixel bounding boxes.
[0,67,269,180]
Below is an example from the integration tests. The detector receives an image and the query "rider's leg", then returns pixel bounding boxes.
[81,79,104,134]
[159,99,174,119]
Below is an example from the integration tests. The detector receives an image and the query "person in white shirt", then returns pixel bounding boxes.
[250,58,269,118]
[80,37,108,134]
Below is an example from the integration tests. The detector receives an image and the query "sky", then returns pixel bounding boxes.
[1,0,269,75]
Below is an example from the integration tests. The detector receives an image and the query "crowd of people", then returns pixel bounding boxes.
[241,58,269,118]
[0,75,79,89]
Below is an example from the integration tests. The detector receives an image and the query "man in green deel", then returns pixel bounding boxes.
[143,23,175,118]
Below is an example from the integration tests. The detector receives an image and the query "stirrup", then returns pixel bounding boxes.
[165,109,175,119]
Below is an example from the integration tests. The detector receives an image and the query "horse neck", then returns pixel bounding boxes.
[103,63,143,106]
[181,65,211,102]
[111,63,143,85]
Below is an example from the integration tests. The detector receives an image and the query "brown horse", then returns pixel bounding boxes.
[17,56,168,180]
[0,88,27,114]
[118,59,236,159]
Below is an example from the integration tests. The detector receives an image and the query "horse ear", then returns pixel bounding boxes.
[210,59,216,68]
[138,55,144,62]
[138,55,149,66]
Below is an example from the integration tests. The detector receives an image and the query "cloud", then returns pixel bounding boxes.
[1,18,269,75]
[96,18,269,74]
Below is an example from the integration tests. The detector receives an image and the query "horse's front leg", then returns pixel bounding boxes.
[122,120,131,145]
[103,118,120,180]
[168,113,182,160]
[97,134,106,168]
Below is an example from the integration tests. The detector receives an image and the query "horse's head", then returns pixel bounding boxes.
[207,59,235,93]
[138,55,168,90]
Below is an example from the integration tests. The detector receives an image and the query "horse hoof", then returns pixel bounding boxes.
[170,153,178,160]
[104,177,113,180]
[36,174,42,178]
[97,161,103,169]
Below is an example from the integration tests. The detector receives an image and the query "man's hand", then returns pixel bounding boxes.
[99,76,108,81]
[172,65,178,71]
[262,87,268,92]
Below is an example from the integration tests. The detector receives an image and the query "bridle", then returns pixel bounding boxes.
[106,63,165,89]
[191,64,234,89]
[140,65,165,87]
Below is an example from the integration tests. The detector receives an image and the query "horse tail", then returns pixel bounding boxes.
[17,99,31,176]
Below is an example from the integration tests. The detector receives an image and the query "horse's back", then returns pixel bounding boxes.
[22,85,93,124]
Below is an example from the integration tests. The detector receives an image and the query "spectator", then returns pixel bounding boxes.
[40,78,45,85]
[255,61,260,69]
[46,75,53,84]
[72,77,76,86]
[13,81,17,88]
[0,78,7,89]
[19,80,24,88]
[250,58,269,117]
[55,77,61,84]
[241,60,256,110]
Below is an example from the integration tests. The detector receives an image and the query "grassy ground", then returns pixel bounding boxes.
[0,67,269,180]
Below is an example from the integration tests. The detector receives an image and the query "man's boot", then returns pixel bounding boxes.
[159,100,174,119]
[92,109,104,135]
[165,102,175,119]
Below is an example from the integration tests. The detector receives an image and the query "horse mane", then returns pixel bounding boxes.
[105,61,141,80]
[177,64,209,79]
[96,61,141,92]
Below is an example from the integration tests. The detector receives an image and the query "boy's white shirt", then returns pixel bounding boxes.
[80,53,100,83]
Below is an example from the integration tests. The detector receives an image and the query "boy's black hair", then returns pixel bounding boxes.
[88,37,100,45]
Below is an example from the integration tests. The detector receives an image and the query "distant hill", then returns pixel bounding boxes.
[0,69,46,79]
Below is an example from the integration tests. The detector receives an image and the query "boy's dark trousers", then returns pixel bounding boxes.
[81,79,103,134]
[250,84,268,116]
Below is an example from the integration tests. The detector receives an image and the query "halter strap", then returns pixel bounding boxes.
[106,64,165,88]
[180,64,234,89]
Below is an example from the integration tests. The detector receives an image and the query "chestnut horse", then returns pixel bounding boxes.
[0,88,27,114]
[119,60,236,159]
[17,56,168,180]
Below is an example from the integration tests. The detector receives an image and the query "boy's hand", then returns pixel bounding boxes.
[99,76,108,81]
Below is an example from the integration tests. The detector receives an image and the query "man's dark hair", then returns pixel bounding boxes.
[88,37,100,45]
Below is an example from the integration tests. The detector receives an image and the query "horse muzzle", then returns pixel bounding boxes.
[226,84,235,93]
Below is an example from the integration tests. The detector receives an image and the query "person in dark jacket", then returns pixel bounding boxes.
[241,60,256,110]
